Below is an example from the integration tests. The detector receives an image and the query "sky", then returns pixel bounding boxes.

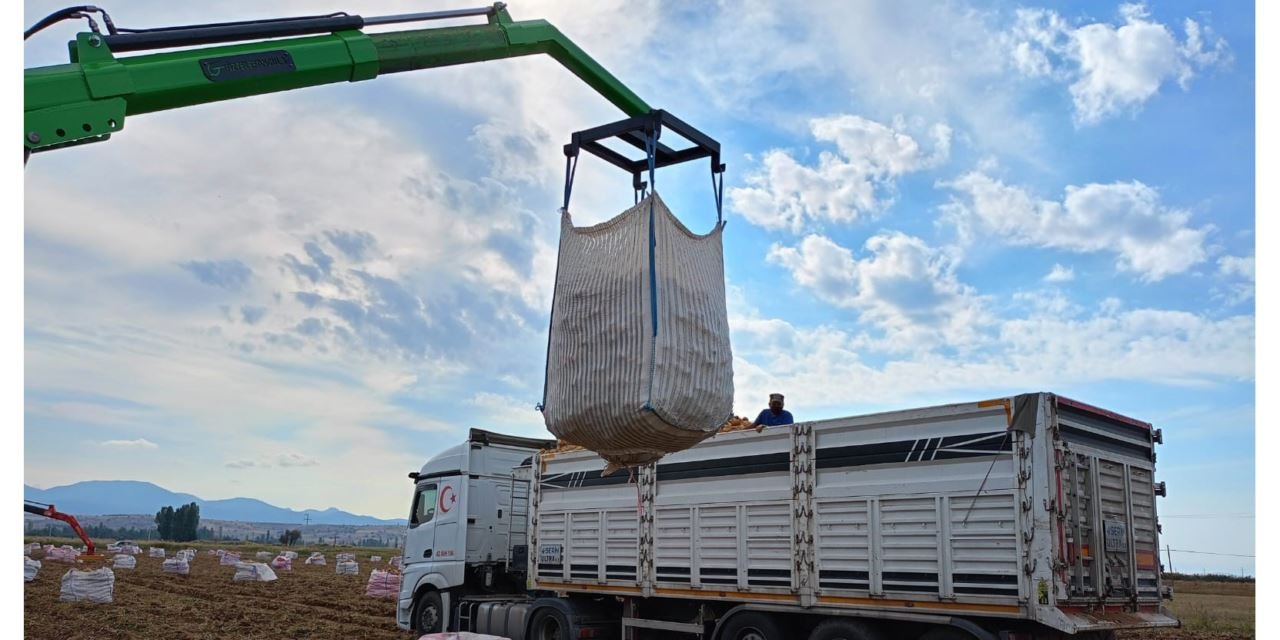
[21,1,1255,573]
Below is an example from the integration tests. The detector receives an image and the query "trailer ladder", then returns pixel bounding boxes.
[504,473,532,572]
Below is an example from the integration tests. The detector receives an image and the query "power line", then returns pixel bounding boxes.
[1161,513,1254,519]
[1169,549,1254,558]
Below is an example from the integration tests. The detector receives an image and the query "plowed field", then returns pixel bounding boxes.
[24,543,406,640]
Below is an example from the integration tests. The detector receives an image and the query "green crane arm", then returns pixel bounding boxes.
[23,4,651,155]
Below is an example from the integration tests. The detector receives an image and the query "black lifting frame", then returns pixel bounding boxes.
[564,109,726,195]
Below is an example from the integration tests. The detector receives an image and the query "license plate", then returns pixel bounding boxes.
[1104,520,1128,551]
[538,544,562,564]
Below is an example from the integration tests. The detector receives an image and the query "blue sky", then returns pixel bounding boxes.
[22,1,1253,572]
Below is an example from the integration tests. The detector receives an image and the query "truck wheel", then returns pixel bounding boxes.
[809,618,884,640]
[529,606,571,640]
[719,611,785,640]
[918,628,974,640]
[411,589,443,635]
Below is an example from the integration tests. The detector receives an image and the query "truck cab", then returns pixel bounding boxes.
[397,428,553,634]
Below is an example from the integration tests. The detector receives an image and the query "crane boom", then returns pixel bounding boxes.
[23,3,651,156]
[24,500,97,556]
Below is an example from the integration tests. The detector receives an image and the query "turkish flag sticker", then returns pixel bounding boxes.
[439,484,457,513]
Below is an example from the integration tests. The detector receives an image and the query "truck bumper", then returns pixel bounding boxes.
[1056,605,1180,632]
[396,595,413,630]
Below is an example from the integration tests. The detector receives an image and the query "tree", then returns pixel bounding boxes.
[155,506,175,540]
[279,529,302,546]
[155,502,200,541]
[173,502,200,542]
[184,502,200,541]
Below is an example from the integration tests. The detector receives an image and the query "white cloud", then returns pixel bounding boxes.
[730,303,1253,416]
[1218,255,1255,281]
[767,233,986,350]
[1011,289,1082,317]
[465,392,553,439]
[100,438,158,450]
[1044,264,1075,282]
[24,93,549,516]
[778,3,1043,157]
[730,115,950,232]
[1007,9,1073,78]
[275,452,318,468]
[222,453,317,469]
[942,172,1210,281]
[1004,4,1231,125]
[1215,255,1255,305]
[765,235,857,302]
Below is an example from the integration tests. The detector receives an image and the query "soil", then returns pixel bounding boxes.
[24,545,406,640]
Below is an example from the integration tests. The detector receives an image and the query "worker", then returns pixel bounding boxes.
[753,393,794,427]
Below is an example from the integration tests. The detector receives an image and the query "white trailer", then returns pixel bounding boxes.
[398,393,1177,640]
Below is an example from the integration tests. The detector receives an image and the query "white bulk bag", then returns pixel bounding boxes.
[305,552,326,566]
[112,554,136,570]
[389,556,402,568]
[148,547,165,558]
[370,555,382,562]
[24,556,41,582]
[59,567,115,604]
[219,552,241,566]
[162,558,190,575]
[255,551,273,561]
[283,551,298,560]
[336,560,359,575]
[26,542,42,555]
[336,552,355,562]
[364,569,400,598]
[232,562,277,582]
[271,555,293,571]
[540,192,733,469]
[46,547,78,563]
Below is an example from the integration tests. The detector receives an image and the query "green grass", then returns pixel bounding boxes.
[1123,578,1255,639]
[1165,591,1253,635]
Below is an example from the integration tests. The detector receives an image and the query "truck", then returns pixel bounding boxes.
[397,392,1178,639]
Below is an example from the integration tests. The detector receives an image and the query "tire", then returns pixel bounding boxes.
[808,618,885,640]
[528,606,572,640]
[918,627,975,640]
[719,611,785,640]
[411,589,443,635]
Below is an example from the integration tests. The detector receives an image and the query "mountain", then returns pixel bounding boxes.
[23,480,406,526]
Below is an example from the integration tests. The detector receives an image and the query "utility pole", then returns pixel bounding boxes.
[1166,544,1174,574]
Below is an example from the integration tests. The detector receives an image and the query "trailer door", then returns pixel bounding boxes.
[1055,396,1161,604]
